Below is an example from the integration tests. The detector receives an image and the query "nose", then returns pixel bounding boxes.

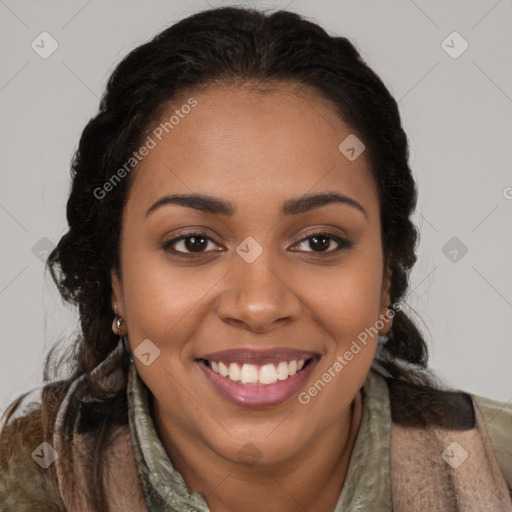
[216,253,303,333]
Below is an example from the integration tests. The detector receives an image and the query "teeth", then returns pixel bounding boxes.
[229,362,241,381]
[208,359,308,385]
[276,361,289,381]
[259,364,277,385]
[240,363,259,384]
[219,362,229,377]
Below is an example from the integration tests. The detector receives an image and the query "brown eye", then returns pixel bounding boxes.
[162,231,352,258]
[182,235,208,252]
[308,234,331,252]
[292,232,352,254]
[163,232,220,255]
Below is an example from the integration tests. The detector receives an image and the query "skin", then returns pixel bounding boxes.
[111,83,392,512]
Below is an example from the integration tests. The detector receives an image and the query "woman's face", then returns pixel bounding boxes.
[112,83,391,465]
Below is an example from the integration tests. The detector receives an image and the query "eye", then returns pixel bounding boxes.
[292,232,353,255]
[162,230,353,257]
[162,231,221,256]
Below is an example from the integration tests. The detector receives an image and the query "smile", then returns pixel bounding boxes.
[196,349,320,408]
[205,359,307,385]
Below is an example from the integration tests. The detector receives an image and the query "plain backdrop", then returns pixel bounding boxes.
[1,0,511,417]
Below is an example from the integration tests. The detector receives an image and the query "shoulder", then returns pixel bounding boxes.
[0,392,64,511]
[472,393,512,490]
[382,374,512,494]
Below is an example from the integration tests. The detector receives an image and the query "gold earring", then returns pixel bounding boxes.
[112,302,127,336]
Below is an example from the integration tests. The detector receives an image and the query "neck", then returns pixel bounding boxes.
[152,391,363,512]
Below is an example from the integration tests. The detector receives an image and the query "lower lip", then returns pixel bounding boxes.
[197,358,319,408]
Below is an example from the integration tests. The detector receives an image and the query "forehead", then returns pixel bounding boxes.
[128,83,378,215]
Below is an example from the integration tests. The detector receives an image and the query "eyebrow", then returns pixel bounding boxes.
[145,191,367,219]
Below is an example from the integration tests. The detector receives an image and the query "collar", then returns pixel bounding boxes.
[127,361,209,511]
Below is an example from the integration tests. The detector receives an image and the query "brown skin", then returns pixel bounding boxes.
[111,83,392,512]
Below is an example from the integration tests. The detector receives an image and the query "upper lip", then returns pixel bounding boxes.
[198,348,320,365]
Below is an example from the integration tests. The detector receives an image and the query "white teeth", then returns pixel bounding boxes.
[219,362,229,377]
[208,358,309,385]
[259,364,278,385]
[240,364,259,384]
[276,361,289,381]
[229,362,241,381]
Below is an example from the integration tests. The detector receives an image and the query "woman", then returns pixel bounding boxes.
[0,6,510,512]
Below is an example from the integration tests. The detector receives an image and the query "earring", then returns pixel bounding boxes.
[112,302,127,336]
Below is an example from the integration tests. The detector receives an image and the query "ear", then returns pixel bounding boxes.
[111,269,125,317]
[378,264,393,336]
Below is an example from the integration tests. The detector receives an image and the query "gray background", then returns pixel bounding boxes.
[1,0,511,416]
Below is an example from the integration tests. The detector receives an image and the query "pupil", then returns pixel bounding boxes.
[185,236,207,252]
[311,235,329,251]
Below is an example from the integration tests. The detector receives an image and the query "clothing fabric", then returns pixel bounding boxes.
[1,341,511,511]
[126,360,512,511]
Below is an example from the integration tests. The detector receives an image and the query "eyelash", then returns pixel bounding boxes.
[162,230,353,258]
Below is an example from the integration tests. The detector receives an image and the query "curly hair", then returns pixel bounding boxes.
[1,6,432,510]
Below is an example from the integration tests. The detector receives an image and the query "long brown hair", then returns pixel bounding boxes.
[1,6,432,510]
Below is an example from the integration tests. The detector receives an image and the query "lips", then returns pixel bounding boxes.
[196,348,321,408]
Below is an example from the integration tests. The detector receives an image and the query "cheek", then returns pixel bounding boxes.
[300,263,383,406]
[306,259,384,345]
[119,245,221,350]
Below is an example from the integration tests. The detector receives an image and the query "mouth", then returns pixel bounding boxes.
[196,349,321,408]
